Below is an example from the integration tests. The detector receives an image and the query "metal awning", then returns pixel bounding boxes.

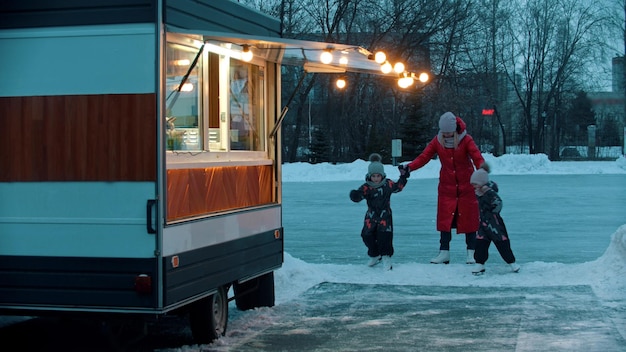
[167,26,394,76]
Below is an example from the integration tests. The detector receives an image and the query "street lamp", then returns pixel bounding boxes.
[542,111,547,153]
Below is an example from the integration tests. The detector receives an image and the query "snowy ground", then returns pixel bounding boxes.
[191,155,626,352]
[2,154,625,351]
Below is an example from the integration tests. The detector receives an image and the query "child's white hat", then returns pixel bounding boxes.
[470,163,490,185]
[367,153,386,177]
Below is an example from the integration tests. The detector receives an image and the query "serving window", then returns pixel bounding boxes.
[165,35,267,167]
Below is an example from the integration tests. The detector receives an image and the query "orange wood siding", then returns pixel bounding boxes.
[166,165,274,221]
[0,94,157,182]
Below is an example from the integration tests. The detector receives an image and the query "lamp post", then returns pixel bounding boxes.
[542,111,547,154]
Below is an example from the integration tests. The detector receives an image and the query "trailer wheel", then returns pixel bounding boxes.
[189,286,228,344]
[234,272,275,310]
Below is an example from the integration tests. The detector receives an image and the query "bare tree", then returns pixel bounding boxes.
[498,0,606,157]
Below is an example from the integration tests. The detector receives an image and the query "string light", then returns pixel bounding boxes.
[381,61,392,74]
[374,51,386,64]
[393,62,405,74]
[320,49,333,64]
[397,72,414,88]
[336,77,346,89]
[241,44,253,62]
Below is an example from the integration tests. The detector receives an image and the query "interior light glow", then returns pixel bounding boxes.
[336,78,346,89]
[179,83,194,92]
[418,72,430,83]
[339,56,349,65]
[173,59,190,66]
[205,42,234,57]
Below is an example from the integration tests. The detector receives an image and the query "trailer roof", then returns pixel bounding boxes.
[167,27,396,76]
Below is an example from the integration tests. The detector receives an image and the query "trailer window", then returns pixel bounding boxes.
[228,59,265,151]
[166,42,203,151]
[165,38,266,156]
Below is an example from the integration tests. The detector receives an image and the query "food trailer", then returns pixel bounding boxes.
[0,0,403,344]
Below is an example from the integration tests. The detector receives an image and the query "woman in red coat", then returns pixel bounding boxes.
[402,112,484,264]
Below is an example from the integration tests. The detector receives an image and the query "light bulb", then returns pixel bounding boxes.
[393,62,405,74]
[320,50,333,64]
[336,78,346,89]
[381,62,392,74]
[241,45,253,62]
[398,77,413,89]
[418,72,429,83]
[374,51,386,64]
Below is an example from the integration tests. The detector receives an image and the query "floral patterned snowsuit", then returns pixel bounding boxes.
[350,177,407,258]
[474,180,516,265]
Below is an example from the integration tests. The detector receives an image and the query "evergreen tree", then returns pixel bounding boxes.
[308,128,330,164]
[563,91,596,143]
[399,94,433,161]
[598,118,621,146]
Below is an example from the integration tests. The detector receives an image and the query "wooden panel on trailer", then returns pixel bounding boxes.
[0,94,157,182]
[166,164,274,221]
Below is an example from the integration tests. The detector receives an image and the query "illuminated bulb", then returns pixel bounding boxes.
[418,72,429,83]
[381,61,392,74]
[393,62,405,74]
[241,45,253,62]
[336,78,346,89]
[398,77,413,89]
[320,50,333,64]
[374,51,386,64]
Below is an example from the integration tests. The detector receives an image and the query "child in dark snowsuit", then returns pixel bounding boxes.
[349,153,409,270]
[469,164,520,275]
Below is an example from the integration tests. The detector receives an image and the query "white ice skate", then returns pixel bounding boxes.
[382,255,392,271]
[472,264,485,275]
[430,250,450,264]
[367,256,382,267]
[466,249,476,264]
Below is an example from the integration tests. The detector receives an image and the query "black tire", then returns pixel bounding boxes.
[189,286,228,344]
[233,272,275,311]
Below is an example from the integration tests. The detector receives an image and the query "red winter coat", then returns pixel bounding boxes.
[407,117,484,233]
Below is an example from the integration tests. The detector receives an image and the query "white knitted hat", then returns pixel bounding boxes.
[439,112,457,133]
[367,153,386,177]
[470,169,489,185]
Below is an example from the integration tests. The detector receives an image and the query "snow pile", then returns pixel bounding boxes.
[282,154,626,182]
[274,225,626,305]
[584,224,626,302]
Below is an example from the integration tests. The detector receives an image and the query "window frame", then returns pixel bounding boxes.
[165,34,269,169]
